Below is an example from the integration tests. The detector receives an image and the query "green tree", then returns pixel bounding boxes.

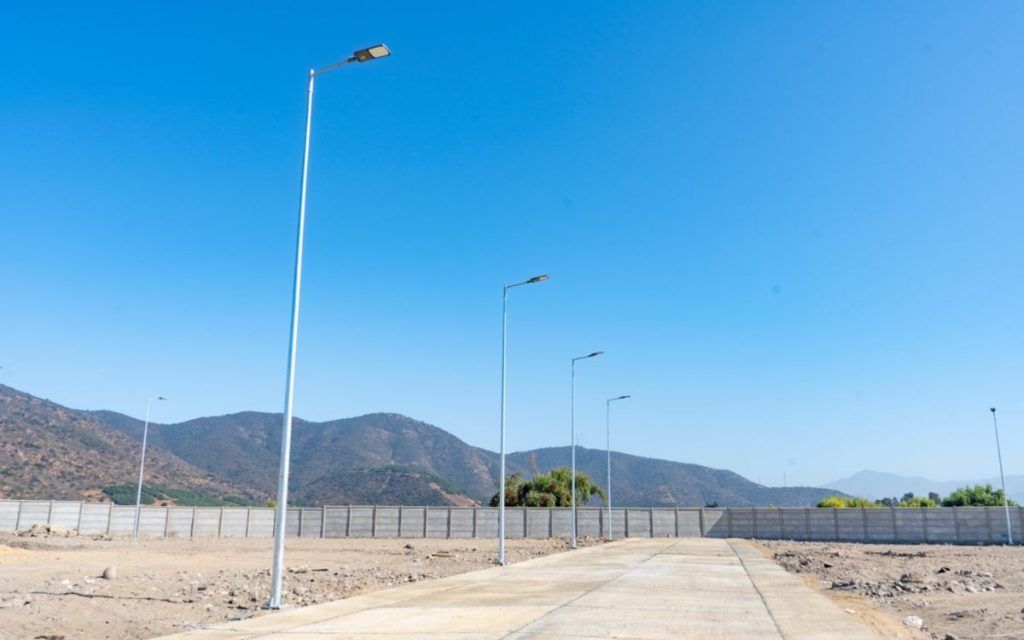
[941,484,1018,507]
[490,467,606,507]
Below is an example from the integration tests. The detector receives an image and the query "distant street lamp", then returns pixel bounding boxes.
[498,274,549,566]
[605,395,630,540]
[132,396,166,544]
[990,407,1014,545]
[570,351,602,549]
[268,44,391,610]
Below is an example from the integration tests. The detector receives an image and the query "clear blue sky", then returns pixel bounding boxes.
[2,2,1021,487]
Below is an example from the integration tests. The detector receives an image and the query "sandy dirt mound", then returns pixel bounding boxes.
[759,540,1024,640]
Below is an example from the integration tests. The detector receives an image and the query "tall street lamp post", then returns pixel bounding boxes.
[498,275,549,565]
[570,351,602,549]
[990,407,1014,545]
[267,44,391,610]
[605,395,630,540]
[132,396,166,543]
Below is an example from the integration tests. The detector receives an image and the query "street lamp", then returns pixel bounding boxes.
[990,407,1014,545]
[132,396,166,544]
[570,351,602,549]
[498,274,549,565]
[605,395,630,540]
[267,43,391,610]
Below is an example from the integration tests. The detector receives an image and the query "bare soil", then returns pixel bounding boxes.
[0,530,595,640]
[759,540,1024,640]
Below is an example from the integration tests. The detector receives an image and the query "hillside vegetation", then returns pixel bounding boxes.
[3,384,842,507]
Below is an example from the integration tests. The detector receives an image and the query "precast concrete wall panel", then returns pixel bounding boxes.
[285,509,301,537]
[425,507,450,538]
[17,501,51,529]
[893,510,925,542]
[372,507,400,538]
[986,507,1012,543]
[79,503,111,535]
[651,509,676,537]
[864,509,896,542]
[475,508,498,538]
[578,508,602,538]
[526,509,550,538]
[247,508,276,538]
[448,509,474,538]
[923,509,956,542]
[754,509,783,539]
[780,509,810,540]
[220,509,248,538]
[677,509,702,537]
[806,509,836,540]
[347,507,374,537]
[300,509,324,538]
[836,509,865,541]
[704,510,728,537]
[0,501,19,531]
[321,507,347,538]
[49,502,81,529]
[551,509,572,537]
[730,509,755,538]
[192,508,222,537]
[626,509,651,537]
[166,508,195,537]
[503,508,526,539]
[606,509,626,539]
[398,507,424,538]
[109,505,136,536]
[138,506,167,537]
[956,508,988,542]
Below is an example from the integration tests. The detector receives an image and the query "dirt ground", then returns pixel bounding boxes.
[0,529,595,640]
[759,540,1024,640]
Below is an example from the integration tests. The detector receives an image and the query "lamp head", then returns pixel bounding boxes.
[527,275,550,284]
[991,407,997,413]
[588,351,604,358]
[617,395,631,400]
[353,44,391,62]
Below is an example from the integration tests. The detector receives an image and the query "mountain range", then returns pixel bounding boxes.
[1,384,841,507]
[825,469,1024,503]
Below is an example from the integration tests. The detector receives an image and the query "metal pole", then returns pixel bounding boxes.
[991,408,1013,545]
[498,285,508,565]
[571,358,577,549]
[132,397,155,544]
[268,69,315,610]
[606,399,611,540]
[496,275,547,565]
[604,395,629,541]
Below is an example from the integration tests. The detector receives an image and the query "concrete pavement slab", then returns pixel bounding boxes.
[156,538,888,639]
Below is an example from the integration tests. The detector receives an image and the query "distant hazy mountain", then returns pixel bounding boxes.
[2,383,842,507]
[825,470,1024,503]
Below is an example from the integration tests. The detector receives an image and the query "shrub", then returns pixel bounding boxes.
[817,496,878,508]
[942,484,1018,507]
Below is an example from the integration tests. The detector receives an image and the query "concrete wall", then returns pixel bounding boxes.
[1,500,1020,544]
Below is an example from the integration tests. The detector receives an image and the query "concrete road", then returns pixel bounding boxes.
[159,538,886,639]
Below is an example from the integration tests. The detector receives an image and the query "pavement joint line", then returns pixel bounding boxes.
[498,538,686,639]
[727,539,785,640]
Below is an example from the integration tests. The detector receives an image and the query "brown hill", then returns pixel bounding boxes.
[0,385,258,503]
[3,384,843,507]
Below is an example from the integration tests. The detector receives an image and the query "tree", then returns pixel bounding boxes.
[490,467,606,507]
[941,484,1018,507]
